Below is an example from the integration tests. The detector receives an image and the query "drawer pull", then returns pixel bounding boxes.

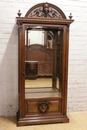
[36,100,50,113]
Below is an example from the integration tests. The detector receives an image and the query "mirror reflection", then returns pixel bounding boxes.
[25,27,63,92]
[28,30,44,45]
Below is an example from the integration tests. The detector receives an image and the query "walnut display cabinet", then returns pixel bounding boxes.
[16,2,74,126]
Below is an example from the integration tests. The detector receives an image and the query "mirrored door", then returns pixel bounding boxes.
[25,28,53,88]
[24,26,63,98]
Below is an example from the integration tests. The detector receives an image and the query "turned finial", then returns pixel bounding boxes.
[69,13,73,19]
[17,10,22,17]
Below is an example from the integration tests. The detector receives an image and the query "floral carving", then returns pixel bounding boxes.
[28,2,63,19]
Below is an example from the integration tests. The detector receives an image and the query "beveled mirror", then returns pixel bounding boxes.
[25,28,53,88]
[24,27,63,95]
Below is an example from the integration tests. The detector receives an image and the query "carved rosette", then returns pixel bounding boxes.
[37,100,50,113]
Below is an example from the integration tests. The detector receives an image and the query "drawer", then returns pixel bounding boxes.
[25,98,62,114]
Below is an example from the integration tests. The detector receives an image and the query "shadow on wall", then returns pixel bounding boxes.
[0,24,18,116]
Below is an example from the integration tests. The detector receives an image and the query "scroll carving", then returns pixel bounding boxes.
[27,2,63,19]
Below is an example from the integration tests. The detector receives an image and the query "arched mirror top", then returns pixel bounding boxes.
[25,2,66,19]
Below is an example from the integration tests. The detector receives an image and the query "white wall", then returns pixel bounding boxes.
[0,0,87,116]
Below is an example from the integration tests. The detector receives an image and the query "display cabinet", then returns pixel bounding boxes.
[16,2,74,126]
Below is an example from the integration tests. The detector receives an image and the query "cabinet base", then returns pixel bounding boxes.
[17,111,69,127]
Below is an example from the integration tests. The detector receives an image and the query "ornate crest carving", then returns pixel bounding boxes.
[25,2,66,19]
[37,100,50,113]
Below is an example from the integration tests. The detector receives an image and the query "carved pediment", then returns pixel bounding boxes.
[28,7,62,19]
[25,2,66,19]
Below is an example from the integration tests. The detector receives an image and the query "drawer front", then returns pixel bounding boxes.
[25,99,61,114]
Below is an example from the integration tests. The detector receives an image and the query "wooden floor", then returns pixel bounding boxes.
[25,77,59,88]
[0,112,87,129]
[25,77,52,88]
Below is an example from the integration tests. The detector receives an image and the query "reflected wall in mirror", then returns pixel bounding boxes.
[25,27,63,92]
[28,30,44,45]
